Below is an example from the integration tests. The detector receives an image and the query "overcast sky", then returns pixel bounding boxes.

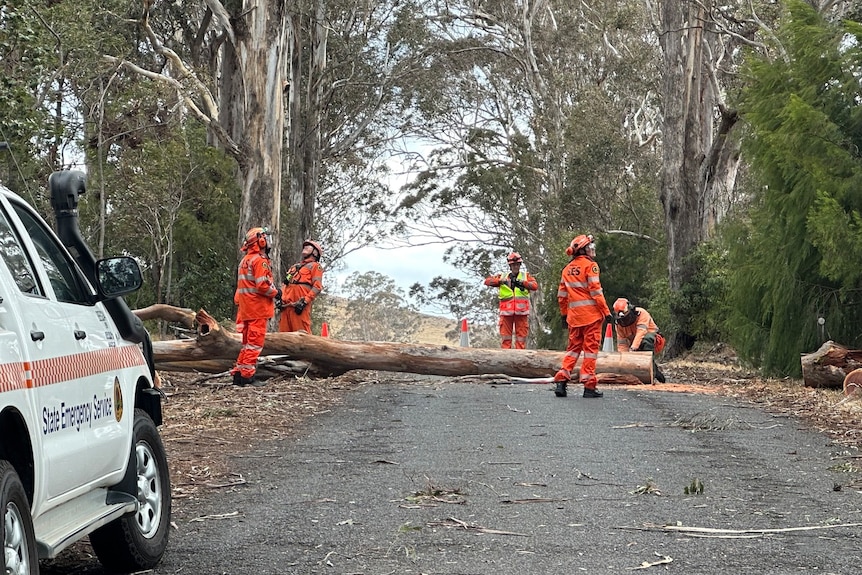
[330,242,477,314]
[334,242,469,288]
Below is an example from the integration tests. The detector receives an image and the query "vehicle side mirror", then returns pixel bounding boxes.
[96,257,143,298]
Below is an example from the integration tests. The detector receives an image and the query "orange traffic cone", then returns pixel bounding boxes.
[602,322,614,352]
[459,317,470,347]
[321,322,329,338]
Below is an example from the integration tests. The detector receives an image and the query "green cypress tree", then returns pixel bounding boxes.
[727,0,862,375]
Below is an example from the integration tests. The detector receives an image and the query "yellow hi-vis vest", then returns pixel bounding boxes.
[498,271,531,316]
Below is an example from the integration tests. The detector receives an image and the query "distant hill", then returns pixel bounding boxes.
[318,295,458,345]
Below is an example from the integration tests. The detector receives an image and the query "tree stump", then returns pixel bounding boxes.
[800,341,862,389]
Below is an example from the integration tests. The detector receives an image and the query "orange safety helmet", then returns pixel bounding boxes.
[613,297,637,327]
[566,234,593,256]
[303,239,323,261]
[242,227,270,252]
[506,252,523,265]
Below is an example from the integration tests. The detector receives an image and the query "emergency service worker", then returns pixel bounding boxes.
[613,297,667,383]
[484,252,539,349]
[554,235,613,398]
[279,239,324,333]
[231,227,281,387]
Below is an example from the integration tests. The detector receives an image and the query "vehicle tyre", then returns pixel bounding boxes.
[90,409,171,572]
[0,460,38,575]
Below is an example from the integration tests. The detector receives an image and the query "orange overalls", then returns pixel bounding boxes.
[484,271,538,349]
[279,258,324,333]
[231,245,279,379]
[554,255,611,390]
[616,307,665,354]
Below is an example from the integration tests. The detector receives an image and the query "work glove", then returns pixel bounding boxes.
[274,288,282,303]
[605,314,615,325]
[512,279,525,290]
[560,316,568,331]
[293,298,307,314]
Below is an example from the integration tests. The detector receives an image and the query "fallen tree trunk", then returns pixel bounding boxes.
[145,308,657,384]
[800,341,862,389]
[154,359,317,378]
[134,303,195,327]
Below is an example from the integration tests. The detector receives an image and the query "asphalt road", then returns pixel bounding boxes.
[51,378,862,574]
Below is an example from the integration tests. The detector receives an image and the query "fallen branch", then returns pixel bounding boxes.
[501,498,568,504]
[427,517,530,537]
[205,475,247,489]
[133,303,195,327]
[617,522,862,538]
[189,511,241,522]
[629,553,673,570]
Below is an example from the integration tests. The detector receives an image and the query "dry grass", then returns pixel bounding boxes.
[159,371,371,502]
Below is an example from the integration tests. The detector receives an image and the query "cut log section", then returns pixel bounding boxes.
[800,340,862,389]
[141,307,657,384]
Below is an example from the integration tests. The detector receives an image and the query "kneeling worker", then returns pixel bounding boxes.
[612,298,666,383]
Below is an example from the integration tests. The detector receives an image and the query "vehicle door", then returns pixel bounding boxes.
[0,196,128,499]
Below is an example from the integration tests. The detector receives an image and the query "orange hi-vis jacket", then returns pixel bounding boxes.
[557,255,610,327]
[282,258,324,307]
[616,307,664,353]
[234,244,279,320]
[484,271,538,316]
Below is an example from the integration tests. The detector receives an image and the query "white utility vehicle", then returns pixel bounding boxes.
[0,169,170,574]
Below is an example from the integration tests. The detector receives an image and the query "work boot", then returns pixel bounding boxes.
[241,376,266,387]
[232,372,245,386]
[554,380,567,397]
[583,387,604,398]
[655,365,666,384]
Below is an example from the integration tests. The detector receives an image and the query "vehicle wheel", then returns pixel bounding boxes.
[0,460,38,575]
[90,409,171,572]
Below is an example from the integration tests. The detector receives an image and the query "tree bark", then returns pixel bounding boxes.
[800,340,862,389]
[134,304,196,328]
[658,1,741,357]
[283,1,327,262]
[222,0,288,269]
[146,308,657,384]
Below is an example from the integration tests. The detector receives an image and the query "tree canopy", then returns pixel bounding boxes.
[726,0,862,375]
[3,0,862,377]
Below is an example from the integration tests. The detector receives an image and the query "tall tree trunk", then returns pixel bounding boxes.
[659,0,740,356]
[284,1,326,264]
[219,1,288,271]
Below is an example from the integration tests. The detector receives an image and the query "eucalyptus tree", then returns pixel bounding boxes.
[395,0,663,331]
[97,0,435,284]
[0,0,173,255]
[100,0,288,268]
[652,0,856,355]
[282,0,435,270]
[0,1,74,189]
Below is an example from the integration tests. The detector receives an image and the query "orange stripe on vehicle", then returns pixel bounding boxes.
[23,361,33,389]
[1,346,146,391]
[0,362,25,392]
